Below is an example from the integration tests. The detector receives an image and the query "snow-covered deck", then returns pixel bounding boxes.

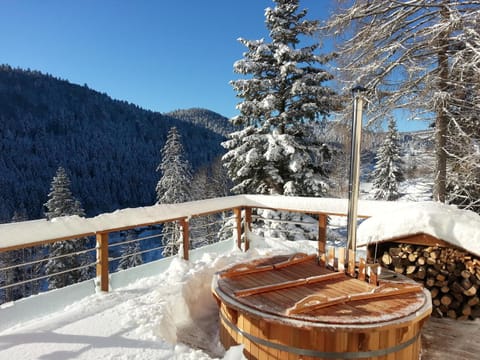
[1,196,480,359]
[1,240,479,360]
[422,317,480,359]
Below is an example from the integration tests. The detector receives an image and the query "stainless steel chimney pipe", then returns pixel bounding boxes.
[346,86,366,267]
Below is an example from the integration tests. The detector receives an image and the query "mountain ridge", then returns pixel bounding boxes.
[0,65,230,221]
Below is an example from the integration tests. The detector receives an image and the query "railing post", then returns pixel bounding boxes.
[234,207,243,250]
[337,247,346,272]
[318,214,327,266]
[367,263,380,285]
[348,249,356,277]
[180,218,190,261]
[96,232,109,292]
[244,207,252,251]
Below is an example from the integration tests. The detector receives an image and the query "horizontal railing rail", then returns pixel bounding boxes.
[0,195,399,301]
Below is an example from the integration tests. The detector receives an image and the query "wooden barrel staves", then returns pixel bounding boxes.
[212,253,432,360]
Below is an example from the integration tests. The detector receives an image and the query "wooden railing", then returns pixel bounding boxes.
[0,195,397,298]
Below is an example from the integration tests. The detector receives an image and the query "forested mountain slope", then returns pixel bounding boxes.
[166,108,236,137]
[0,65,226,221]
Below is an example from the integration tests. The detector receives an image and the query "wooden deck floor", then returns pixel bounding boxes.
[421,317,480,360]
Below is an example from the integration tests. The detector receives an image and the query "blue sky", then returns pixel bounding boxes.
[1,0,426,132]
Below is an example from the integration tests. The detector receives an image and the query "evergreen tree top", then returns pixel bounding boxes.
[224,0,334,196]
[372,118,404,201]
[156,127,193,204]
[231,0,335,130]
[265,0,318,44]
[44,166,85,220]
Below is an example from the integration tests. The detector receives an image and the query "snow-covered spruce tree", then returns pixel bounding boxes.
[15,208,46,299]
[156,127,192,257]
[0,248,18,304]
[210,157,232,198]
[223,0,336,197]
[44,167,89,289]
[117,230,143,271]
[190,160,232,248]
[208,158,234,244]
[190,167,218,248]
[2,209,38,302]
[223,0,336,242]
[0,210,28,303]
[45,167,81,220]
[372,119,405,201]
[326,0,480,203]
[0,255,6,303]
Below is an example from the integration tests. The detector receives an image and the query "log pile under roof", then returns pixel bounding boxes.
[375,242,480,320]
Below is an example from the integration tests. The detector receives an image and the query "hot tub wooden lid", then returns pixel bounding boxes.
[213,253,430,325]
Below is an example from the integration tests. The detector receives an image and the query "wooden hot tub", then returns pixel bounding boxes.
[212,253,431,360]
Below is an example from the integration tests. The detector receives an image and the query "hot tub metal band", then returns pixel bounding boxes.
[220,311,420,359]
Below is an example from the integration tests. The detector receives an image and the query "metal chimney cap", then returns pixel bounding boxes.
[351,86,367,94]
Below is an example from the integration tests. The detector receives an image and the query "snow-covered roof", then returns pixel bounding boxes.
[357,201,480,257]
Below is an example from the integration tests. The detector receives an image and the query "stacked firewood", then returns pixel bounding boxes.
[378,243,480,320]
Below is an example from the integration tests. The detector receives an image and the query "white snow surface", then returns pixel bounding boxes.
[0,239,320,360]
[1,195,480,359]
[357,201,480,256]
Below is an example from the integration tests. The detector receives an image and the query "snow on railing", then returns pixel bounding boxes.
[0,195,400,303]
